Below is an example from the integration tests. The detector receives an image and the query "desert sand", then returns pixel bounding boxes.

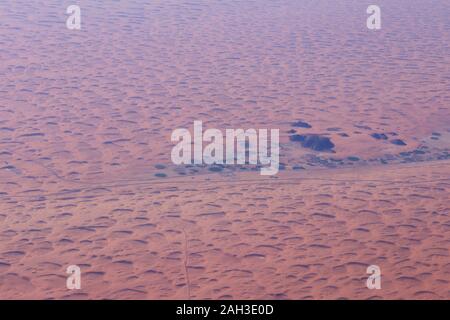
[0,0,449,299]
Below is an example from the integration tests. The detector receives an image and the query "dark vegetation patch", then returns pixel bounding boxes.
[354,125,371,130]
[208,165,224,172]
[326,127,341,132]
[154,173,167,178]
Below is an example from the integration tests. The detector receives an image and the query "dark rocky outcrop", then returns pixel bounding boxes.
[391,139,407,146]
[371,133,388,140]
[292,121,312,128]
[290,134,335,152]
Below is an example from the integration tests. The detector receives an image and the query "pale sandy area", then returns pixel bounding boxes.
[0,161,449,299]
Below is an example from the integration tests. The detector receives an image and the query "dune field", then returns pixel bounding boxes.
[0,0,449,299]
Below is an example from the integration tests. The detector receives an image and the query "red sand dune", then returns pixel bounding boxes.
[0,0,449,299]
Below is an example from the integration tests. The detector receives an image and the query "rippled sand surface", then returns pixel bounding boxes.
[0,0,449,299]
